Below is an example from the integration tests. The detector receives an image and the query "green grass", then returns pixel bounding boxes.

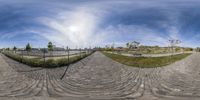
[3,51,94,68]
[103,52,191,68]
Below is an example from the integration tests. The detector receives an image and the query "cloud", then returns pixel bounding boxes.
[1,0,200,48]
[34,1,171,48]
[96,24,169,47]
[36,5,110,48]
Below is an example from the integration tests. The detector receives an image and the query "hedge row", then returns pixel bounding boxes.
[3,51,94,68]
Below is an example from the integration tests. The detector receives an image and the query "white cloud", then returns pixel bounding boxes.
[168,26,180,40]
[37,7,107,48]
[32,0,196,48]
[96,24,169,47]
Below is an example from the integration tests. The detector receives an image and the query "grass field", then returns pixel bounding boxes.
[103,52,191,68]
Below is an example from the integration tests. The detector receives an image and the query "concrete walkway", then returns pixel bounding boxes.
[0,52,200,100]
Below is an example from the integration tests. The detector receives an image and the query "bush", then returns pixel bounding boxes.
[45,59,58,68]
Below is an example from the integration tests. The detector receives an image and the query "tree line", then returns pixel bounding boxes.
[5,42,54,53]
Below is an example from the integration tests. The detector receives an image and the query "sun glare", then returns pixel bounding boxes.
[69,26,79,32]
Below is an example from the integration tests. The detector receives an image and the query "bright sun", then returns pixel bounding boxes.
[69,26,79,32]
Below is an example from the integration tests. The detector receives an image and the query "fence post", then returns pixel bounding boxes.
[21,50,23,63]
[52,50,53,57]
[67,46,69,64]
[87,48,88,54]
[85,48,86,57]
[86,48,88,55]
[79,48,81,58]
[43,48,46,67]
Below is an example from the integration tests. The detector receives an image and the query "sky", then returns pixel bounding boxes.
[0,0,200,48]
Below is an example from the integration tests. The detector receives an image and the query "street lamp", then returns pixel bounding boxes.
[169,39,181,55]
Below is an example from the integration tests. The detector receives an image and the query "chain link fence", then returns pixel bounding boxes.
[2,48,94,67]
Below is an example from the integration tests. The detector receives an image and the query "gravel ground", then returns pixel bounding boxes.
[0,52,200,100]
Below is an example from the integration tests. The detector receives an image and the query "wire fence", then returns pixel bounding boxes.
[15,49,91,57]
[2,48,95,67]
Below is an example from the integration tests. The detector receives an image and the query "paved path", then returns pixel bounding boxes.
[0,52,200,100]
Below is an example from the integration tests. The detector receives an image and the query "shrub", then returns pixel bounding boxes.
[3,51,95,68]
[44,59,58,68]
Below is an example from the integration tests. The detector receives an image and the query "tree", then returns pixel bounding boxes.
[48,42,54,56]
[128,41,140,50]
[13,46,17,53]
[126,43,130,48]
[132,41,140,49]
[48,42,53,51]
[6,48,10,51]
[26,43,32,55]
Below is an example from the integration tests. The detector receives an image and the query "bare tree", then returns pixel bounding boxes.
[169,39,181,55]
[129,41,140,50]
